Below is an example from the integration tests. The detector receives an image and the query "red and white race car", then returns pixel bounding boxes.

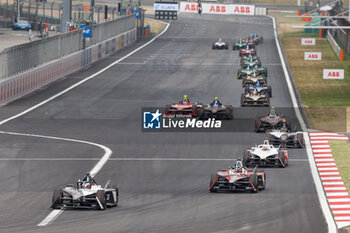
[165,101,202,117]
[209,160,266,193]
[239,45,257,57]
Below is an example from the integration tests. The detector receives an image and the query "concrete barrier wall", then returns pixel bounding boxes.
[0,28,136,105]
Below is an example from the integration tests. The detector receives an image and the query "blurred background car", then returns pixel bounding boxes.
[13,20,31,31]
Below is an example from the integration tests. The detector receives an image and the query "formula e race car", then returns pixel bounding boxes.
[245,83,272,97]
[242,38,255,46]
[243,140,288,167]
[212,38,228,50]
[241,58,261,68]
[254,108,290,132]
[267,129,305,148]
[241,55,260,64]
[249,34,264,45]
[240,90,270,107]
[198,101,233,120]
[239,45,256,57]
[233,39,254,50]
[242,74,267,87]
[209,160,266,193]
[237,65,267,79]
[52,173,119,210]
[165,100,201,117]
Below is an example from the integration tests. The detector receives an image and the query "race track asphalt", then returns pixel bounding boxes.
[0,14,327,233]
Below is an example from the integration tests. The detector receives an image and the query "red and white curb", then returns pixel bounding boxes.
[309,132,350,228]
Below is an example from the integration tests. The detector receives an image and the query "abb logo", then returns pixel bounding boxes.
[301,38,316,45]
[328,72,340,77]
[210,5,226,13]
[180,3,255,15]
[234,6,250,13]
[323,69,344,79]
[304,52,321,60]
[184,4,199,12]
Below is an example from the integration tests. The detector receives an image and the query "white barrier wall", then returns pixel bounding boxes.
[0,29,136,106]
[179,2,255,15]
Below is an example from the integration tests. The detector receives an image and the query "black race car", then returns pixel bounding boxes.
[198,101,233,120]
[254,108,290,132]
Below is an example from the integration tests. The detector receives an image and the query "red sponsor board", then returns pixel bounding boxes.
[180,2,255,15]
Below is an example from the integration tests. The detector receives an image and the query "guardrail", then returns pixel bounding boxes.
[326,30,344,61]
[0,28,136,106]
[0,14,135,80]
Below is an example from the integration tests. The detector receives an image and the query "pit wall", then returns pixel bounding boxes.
[0,28,136,106]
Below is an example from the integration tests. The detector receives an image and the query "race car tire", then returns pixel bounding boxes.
[107,184,119,207]
[225,44,228,49]
[297,133,305,148]
[285,117,291,129]
[240,94,245,106]
[279,152,287,168]
[243,150,250,166]
[209,174,217,192]
[258,173,266,190]
[198,108,206,120]
[52,188,62,209]
[212,43,215,50]
[249,174,259,193]
[225,106,233,120]
[255,118,263,132]
[192,105,198,117]
[264,68,268,77]
[267,86,272,97]
[237,70,241,79]
[96,190,107,210]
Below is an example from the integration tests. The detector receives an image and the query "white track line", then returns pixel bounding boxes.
[0,157,309,162]
[0,131,112,227]
[0,22,170,127]
[267,15,337,233]
[0,21,171,227]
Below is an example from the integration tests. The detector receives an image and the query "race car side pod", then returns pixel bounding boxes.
[208,175,219,192]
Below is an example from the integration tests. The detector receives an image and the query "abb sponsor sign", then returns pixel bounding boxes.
[179,2,255,15]
[323,69,344,80]
[304,52,322,60]
[301,38,316,45]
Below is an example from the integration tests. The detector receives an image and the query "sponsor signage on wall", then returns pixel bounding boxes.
[179,2,255,15]
[304,52,322,60]
[154,2,179,11]
[301,38,316,45]
[323,69,344,79]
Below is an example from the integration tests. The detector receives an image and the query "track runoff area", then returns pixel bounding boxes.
[0,9,338,233]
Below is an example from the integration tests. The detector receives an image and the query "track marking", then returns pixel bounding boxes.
[0,130,112,226]
[37,210,63,227]
[0,20,171,227]
[267,15,337,233]
[0,157,309,162]
[0,22,170,127]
